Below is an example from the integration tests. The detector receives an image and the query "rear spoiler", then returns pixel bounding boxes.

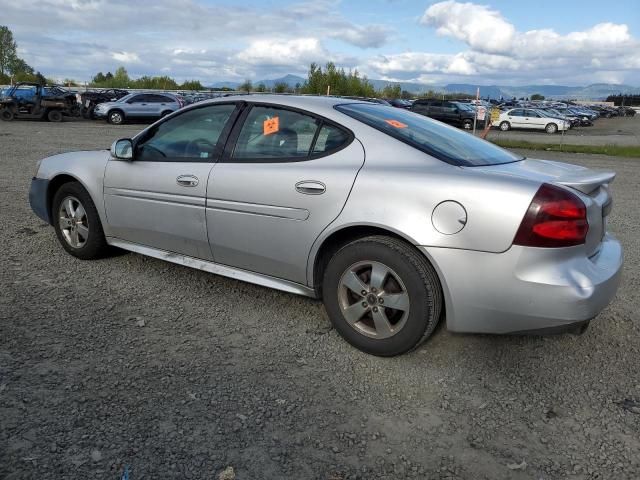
[556,170,616,194]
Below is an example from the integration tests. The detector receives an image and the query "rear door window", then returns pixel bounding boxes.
[232,106,318,159]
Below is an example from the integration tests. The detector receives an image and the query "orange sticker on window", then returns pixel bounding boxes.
[385,119,408,128]
[263,116,279,135]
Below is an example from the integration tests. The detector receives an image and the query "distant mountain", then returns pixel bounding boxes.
[209,74,305,90]
[442,83,640,100]
[209,75,640,100]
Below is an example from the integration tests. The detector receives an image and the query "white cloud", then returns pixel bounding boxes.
[236,38,326,67]
[421,1,515,55]
[111,51,140,63]
[0,0,638,86]
[368,1,640,85]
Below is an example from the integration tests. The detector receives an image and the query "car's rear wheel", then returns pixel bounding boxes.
[322,235,442,356]
[160,110,172,118]
[545,122,558,134]
[499,121,510,131]
[52,182,111,260]
[462,119,473,130]
[108,110,124,125]
[47,110,63,122]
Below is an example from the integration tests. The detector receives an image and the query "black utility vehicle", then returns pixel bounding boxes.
[411,99,476,129]
[0,83,78,122]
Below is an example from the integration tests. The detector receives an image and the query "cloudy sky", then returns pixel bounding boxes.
[2,0,640,85]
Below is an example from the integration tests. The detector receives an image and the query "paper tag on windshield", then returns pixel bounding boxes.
[263,117,279,135]
[385,119,407,128]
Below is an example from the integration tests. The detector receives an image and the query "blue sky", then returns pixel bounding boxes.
[2,0,639,86]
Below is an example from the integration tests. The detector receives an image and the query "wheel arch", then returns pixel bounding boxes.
[108,108,125,121]
[309,224,445,299]
[46,174,84,222]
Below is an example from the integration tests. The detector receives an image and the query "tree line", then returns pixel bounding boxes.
[90,67,205,91]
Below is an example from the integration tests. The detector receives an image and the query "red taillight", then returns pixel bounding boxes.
[513,183,588,248]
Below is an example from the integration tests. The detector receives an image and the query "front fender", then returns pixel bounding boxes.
[33,150,111,233]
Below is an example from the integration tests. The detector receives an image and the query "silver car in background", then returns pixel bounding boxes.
[29,95,623,356]
[93,92,184,124]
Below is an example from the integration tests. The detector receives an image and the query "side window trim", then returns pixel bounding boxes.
[131,101,244,163]
[221,102,354,164]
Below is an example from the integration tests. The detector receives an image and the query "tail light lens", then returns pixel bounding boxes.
[513,183,588,248]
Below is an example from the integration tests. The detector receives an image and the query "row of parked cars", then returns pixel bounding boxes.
[382,98,634,135]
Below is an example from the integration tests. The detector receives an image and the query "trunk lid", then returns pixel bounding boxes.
[469,158,615,256]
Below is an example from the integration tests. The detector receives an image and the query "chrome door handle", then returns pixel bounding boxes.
[177,175,199,187]
[295,181,326,195]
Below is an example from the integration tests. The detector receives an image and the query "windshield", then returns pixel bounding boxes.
[336,103,523,167]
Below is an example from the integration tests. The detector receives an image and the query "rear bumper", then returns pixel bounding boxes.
[420,234,623,333]
[29,177,51,224]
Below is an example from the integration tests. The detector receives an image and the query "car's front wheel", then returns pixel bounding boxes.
[322,236,442,356]
[52,182,111,260]
[108,110,124,125]
[499,121,510,131]
[545,123,558,134]
[1,108,13,121]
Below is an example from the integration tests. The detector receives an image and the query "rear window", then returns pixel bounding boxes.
[335,103,523,167]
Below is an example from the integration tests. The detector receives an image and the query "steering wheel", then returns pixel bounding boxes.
[185,138,216,158]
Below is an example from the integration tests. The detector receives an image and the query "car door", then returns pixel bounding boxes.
[123,94,150,117]
[440,102,457,124]
[103,102,240,259]
[524,109,544,130]
[507,108,524,128]
[411,100,430,117]
[206,103,365,284]
[147,94,174,117]
[426,101,443,121]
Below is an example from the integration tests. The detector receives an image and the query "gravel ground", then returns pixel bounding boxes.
[486,115,640,146]
[0,121,639,480]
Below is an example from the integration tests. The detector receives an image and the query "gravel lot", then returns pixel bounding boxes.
[1,120,639,480]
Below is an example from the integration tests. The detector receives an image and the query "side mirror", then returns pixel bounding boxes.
[111,138,134,160]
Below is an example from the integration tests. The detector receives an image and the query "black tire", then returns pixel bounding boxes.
[1,108,14,121]
[545,122,558,134]
[462,119,473,130]
[322,235,443,356]
[47,110,63,122]
[107,109,124,125]
[160,110,172,118]
[499,121,510,131]
[52,181,111,260]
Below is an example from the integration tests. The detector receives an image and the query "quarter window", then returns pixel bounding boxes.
[313,124,350,154]
[136,104,236,161]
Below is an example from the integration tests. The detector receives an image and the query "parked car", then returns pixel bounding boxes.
[494,108,571,133]
[78,88,129,119]
[93,92,184,124]
[386,98,411,109]
[0,82,79,122]
[411,99,477,129]
[537,108,581,128]
[29,96,622,356]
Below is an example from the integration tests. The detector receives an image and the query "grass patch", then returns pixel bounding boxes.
[489,139,640,158]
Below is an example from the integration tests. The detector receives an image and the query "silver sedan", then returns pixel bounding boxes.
[29,96,623,356]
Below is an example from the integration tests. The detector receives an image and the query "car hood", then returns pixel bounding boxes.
[95,101,123,108]
[468,158,615,194]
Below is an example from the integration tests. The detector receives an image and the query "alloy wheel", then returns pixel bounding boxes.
[58,196,89,248]
[337,260,410,339]
[110,112,123,124]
